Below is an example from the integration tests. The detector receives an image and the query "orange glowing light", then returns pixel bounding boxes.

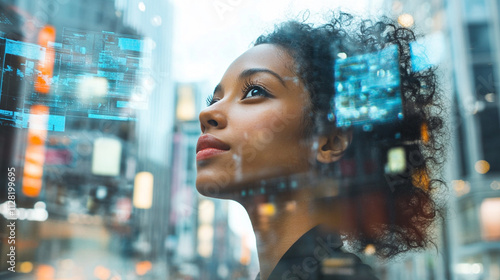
[19,262,34,273]
[421,122,429,143]
[94,265,111,280]
[25,146,46,164]
[35,25,56,94]
[136,261,152,276]
[475,160,490,174]
[363,244,376,255]
[412,168,430,191]
[35,264,55,280]
[258,203,276,217]
[22,105,49,197]
[28,133,46,145]
[22,162,45,197]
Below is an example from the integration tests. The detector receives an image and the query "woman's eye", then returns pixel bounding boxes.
[206,95,219,106]
[243,86,270,99]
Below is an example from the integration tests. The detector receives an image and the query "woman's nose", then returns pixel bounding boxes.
[199,103,227,133]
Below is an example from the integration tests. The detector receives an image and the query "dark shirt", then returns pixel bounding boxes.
[255,226,379,280]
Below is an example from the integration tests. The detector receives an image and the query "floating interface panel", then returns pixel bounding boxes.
[333,45,403,130]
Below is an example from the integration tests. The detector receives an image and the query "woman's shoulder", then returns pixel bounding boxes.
[264,225,379,280]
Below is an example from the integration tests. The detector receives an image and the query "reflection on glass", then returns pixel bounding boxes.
[0,0,499,279]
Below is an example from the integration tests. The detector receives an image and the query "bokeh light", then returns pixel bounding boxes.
[19,262,33,273]
[475,160,490,174]
[136,261,153,276]
[452,180,470,197]
[138,1,146,12]
[398,13,414,27]
[258,203,276,217]
[364,244,376,255]
[36,264,55,280]
[94,265,111,280]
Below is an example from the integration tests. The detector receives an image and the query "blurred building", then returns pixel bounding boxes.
[0,0,175,278]
[168,83,203,278]
[446,0,500,279]
[380,0,500,279]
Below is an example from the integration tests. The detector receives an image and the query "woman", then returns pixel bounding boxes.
[196,12,445,280]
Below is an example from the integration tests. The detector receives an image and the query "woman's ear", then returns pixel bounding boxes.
[316,129,352,164]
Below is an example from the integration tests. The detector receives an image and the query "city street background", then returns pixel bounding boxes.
[0,0,499,279]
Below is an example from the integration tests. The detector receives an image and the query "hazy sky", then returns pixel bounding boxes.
[171,0,384,88]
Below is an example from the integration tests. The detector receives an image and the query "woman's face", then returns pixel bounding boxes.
[196,44,314,197]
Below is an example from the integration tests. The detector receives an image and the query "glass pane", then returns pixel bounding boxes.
[0,0,499,280]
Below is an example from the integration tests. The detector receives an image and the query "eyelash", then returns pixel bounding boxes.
[206,95,215,106]
[242,80,272,99]
[206,80,272,107]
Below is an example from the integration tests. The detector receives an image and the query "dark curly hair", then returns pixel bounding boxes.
[254,12,446,259]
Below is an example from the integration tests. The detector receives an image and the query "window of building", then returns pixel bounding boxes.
[478,107,500,173]
[467,24,491,56]
[473,64,496,99]
[460,199,482,244]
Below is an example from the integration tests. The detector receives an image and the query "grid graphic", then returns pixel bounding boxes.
[0,29,151,131]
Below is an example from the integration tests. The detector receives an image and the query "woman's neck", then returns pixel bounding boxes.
[241,189,323,280]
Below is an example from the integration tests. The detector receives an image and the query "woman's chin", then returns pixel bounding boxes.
[195,176,234,198]
[195,174,259,199]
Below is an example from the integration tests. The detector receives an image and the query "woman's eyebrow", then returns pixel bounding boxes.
[239,68,287,87]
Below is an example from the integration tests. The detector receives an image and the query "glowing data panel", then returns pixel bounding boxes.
[333,45,403,128]
[0,29,151,130]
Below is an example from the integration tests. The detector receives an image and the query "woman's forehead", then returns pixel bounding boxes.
[222,44,296,80]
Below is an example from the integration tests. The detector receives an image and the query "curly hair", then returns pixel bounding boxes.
[254,12,447,259]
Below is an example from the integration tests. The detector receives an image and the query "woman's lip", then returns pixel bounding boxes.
[196,134,230,153]
[196,147,228,161]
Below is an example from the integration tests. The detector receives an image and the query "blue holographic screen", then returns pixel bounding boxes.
[333,45,403,129]
[0,29,148,131]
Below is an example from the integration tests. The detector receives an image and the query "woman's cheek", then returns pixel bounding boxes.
[239,143,257,163]
[255,128,275,149]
